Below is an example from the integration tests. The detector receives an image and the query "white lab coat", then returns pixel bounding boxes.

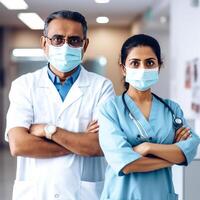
[5,65,115,200]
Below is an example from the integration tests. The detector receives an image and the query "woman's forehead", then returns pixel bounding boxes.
[127,46,157,59]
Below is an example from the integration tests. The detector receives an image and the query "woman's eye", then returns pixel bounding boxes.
[146,60,154,66]
[130,61,139,67]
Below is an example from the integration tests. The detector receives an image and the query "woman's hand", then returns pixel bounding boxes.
[133,142,151,156]
[174,127,191,142]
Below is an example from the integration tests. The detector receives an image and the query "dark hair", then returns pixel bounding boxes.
[120,34,163,90]
[43,10,88,38]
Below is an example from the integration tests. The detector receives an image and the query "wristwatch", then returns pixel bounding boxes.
[44,124,57,140]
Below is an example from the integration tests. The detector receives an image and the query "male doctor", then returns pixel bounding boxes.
[5,10,114,200]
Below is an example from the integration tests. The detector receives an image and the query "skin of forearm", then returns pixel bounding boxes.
[148,143,185,164]
[8,127,71,158]
[51,127,103,157]
[122,157,172,174]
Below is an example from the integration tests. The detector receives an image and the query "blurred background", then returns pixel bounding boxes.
[0,0,200,199]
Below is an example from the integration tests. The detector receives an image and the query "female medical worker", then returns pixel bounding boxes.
[99,34,200,200]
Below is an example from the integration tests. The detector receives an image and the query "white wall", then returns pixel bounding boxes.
[170,0,200,118]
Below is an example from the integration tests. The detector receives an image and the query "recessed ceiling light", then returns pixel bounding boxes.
[95,0,110,3]
[18,13,44,30]
[96,16,109,24]
[12,48,44,57]
[98,56,107,66]
[0,0,28,10]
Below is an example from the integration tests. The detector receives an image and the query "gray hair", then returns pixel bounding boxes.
[43,10,88,38]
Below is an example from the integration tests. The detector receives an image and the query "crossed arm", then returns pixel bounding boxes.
[122,127,191,174]
[8,120,102,158]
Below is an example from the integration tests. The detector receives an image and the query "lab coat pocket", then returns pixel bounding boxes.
[167,193,178,200]
[12,180,36,200]
[80,180,104,200]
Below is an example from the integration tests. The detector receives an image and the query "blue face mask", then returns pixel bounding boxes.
[47,44,82,72]
[125,67,159,91]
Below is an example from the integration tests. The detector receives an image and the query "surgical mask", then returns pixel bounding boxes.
[125,67,159,91]
[47,43,82,72]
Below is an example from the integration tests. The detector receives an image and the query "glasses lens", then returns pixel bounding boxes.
[51,35,65,46]
[68,36,84,47]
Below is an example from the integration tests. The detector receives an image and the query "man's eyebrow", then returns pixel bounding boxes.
[51,34,65,37]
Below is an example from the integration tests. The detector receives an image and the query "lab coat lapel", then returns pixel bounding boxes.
[38,67,63,104]
[59,66,89,115]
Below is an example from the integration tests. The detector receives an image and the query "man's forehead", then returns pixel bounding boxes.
[47,18,83,36]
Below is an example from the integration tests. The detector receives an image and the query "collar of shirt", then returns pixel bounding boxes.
[47,64,81,84]
[47,64,81,101]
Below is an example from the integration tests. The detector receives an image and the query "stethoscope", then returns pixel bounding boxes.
[122,91,183,142]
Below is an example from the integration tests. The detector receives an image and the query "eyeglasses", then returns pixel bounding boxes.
[45,35,85,47]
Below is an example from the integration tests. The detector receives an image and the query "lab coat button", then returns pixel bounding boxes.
[54,194,60,198]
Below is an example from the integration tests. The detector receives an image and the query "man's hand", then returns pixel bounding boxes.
[30,120,99,138]
[30,124,46,137]
[174,127,191,142]
[133,142,151,156]
[86,120,99,133]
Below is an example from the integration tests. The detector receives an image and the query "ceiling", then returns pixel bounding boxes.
[0,0,169,28]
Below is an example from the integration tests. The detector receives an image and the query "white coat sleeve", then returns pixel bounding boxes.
[99,99,142,176]
[5,77,33,141]
[174,104,200,165]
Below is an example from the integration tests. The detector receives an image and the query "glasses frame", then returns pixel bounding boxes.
[45,35,85,48]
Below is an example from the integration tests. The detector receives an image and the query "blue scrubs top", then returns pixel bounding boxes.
[99,94,200,200]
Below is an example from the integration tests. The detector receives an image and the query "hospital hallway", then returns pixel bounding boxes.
[0,147,16,200]
[0,0,200,199]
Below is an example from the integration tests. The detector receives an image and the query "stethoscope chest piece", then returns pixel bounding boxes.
[173,117,183,130]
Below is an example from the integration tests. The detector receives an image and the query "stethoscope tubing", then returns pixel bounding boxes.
[122,91,183,141]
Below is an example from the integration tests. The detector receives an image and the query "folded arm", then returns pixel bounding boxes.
[122,141,182,174]
[122,156,172,174]
[148,143,185,163]
[8,127,71,158]
[122,141,185,174]
[51,128,103,156]
[133,142,185,164]
[30,120,103,157]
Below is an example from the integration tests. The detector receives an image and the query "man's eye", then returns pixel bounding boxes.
[70,37,81,43]
[53,37,63,42]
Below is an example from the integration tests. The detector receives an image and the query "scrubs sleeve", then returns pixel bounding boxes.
[99,100,142,176]
[5,77,33,141]
[174,104,200,165]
